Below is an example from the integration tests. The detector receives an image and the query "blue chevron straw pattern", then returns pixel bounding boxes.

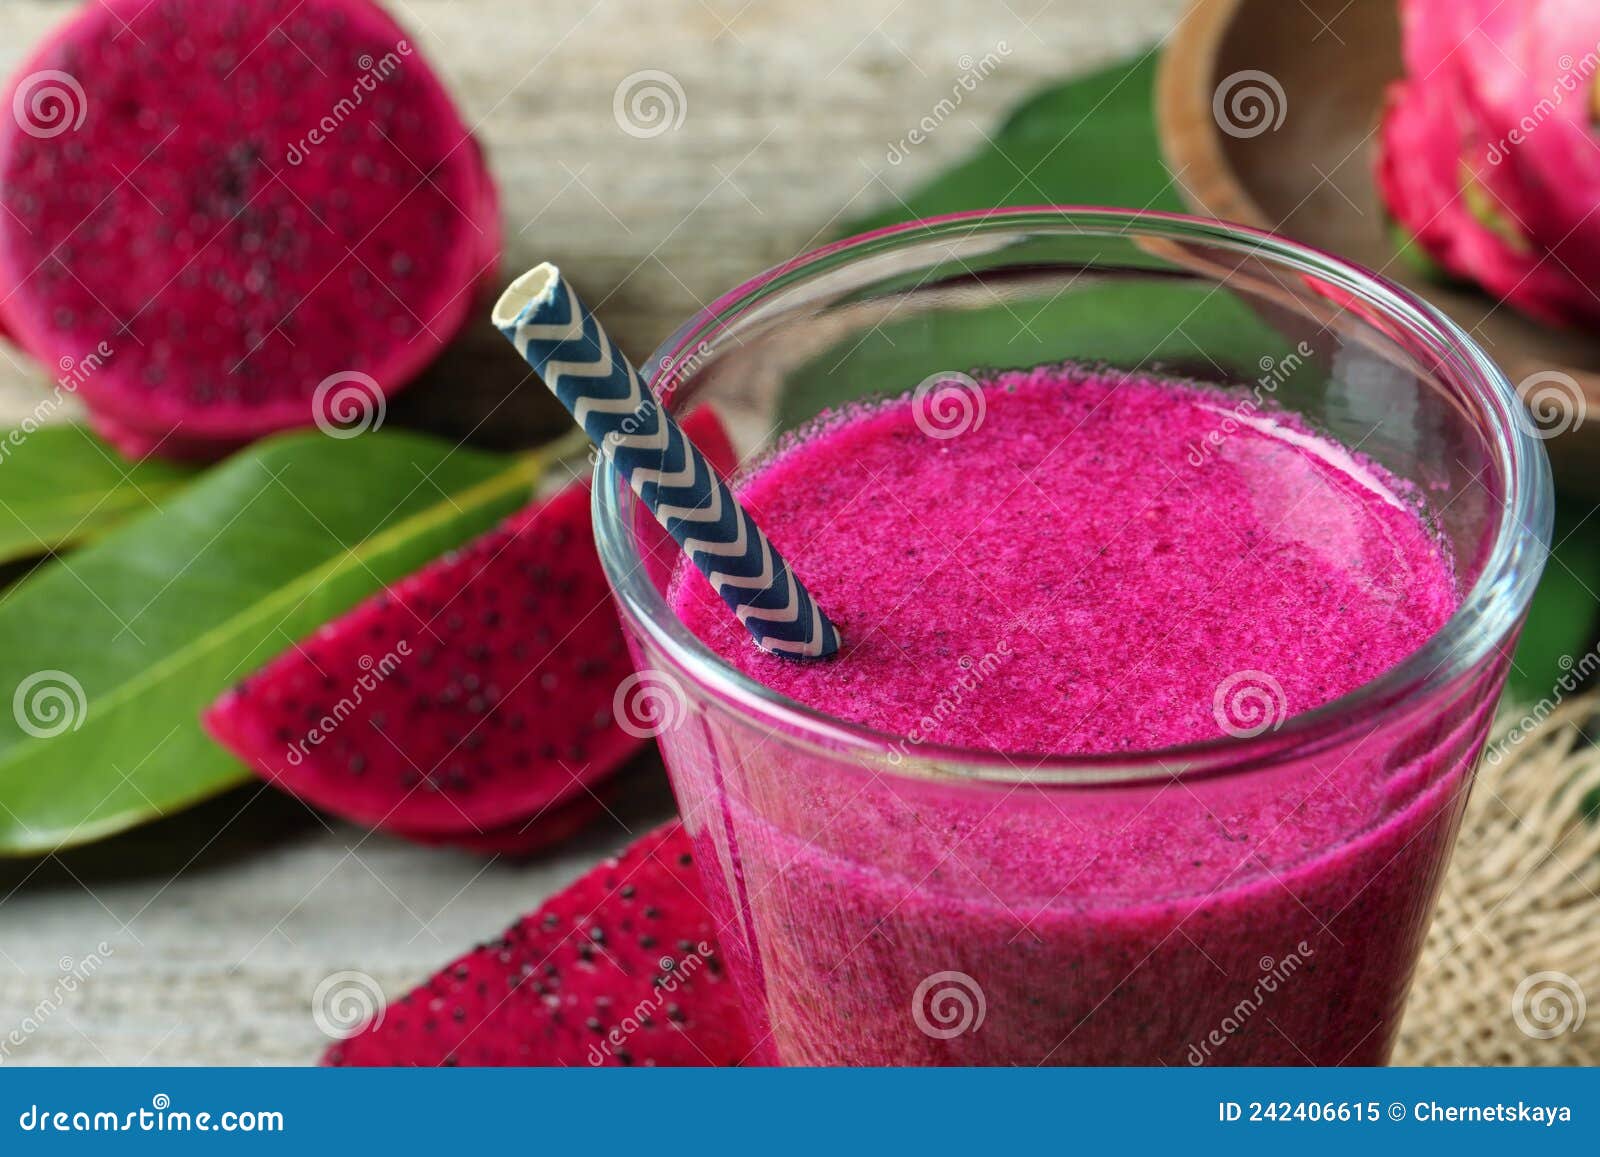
[492,264,840,660]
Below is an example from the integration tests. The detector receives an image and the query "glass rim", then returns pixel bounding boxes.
[593,206,1553,786]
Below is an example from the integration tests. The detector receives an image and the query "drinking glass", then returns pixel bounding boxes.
[593,208,1552,1065]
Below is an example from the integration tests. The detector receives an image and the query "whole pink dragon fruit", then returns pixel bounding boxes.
[1376,0,1600,327]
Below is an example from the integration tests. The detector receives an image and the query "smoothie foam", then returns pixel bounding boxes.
[663,365,1485,1065]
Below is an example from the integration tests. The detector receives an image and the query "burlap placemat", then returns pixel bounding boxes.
[1396,695,1600,1065]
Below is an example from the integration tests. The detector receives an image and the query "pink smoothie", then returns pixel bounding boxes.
[665,365,1488,1065]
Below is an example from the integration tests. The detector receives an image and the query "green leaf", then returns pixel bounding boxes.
[0,425,195,564]
[843,54,1181,238]
[1509,497,1600,703]
[778,280,1315,431]
[0,428,572,855]
[783,51,1231,430]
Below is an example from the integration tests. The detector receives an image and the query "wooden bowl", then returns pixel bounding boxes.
[1157,0,1600,494]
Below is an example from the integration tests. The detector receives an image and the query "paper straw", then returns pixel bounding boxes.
[492,264,840,660]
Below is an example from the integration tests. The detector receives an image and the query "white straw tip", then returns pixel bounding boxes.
[492,263,561,329]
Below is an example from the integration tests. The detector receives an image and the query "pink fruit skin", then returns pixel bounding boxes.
[202,406,739,853]
[1375,0,1600,327]
[402,791,608,857]
[0,0,501,459]
[323,821,754,1066]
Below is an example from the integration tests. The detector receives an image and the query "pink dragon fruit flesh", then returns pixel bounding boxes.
[0,0,500,459]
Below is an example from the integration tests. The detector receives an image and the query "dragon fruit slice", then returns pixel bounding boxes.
[205,482,627,837]
[204,407,738,848]
[0,0,500,458]
[324,821,753,1066]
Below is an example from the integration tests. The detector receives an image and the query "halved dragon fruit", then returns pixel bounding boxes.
[203,407,738,852]
[324,821,753,1066]
[0,0,499,458]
